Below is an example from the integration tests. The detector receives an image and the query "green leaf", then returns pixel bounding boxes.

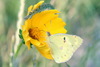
[19,34,23,39]
[22,40,25,44]
[19,29,22,34]
[30,43,33,48]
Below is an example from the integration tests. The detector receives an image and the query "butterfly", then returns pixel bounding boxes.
[47,33,83,63]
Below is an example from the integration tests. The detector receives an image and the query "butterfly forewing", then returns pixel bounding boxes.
[47,33,83,63]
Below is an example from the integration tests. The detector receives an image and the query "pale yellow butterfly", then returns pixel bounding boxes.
[47,33,83,63]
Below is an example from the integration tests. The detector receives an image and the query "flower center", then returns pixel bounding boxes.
[28,27,46,41]
[29,27,40,40]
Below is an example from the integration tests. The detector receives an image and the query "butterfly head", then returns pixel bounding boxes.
[47,32,51,36]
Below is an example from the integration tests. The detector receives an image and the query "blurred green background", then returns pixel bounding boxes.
[0,0,100,67]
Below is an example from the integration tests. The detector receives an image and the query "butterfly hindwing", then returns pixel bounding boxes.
[47,33,83,63]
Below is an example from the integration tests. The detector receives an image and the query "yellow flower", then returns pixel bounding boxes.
[22,1,67,59]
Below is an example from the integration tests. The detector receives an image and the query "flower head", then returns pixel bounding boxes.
[22,1,67,59]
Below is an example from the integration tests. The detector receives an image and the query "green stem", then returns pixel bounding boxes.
[65,62,70,67]
[14,42,23,58]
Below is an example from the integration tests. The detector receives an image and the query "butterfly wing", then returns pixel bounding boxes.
[47,33,83,63]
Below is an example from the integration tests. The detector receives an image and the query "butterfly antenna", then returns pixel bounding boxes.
[44,24,51,36]
[65,62,70,67]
